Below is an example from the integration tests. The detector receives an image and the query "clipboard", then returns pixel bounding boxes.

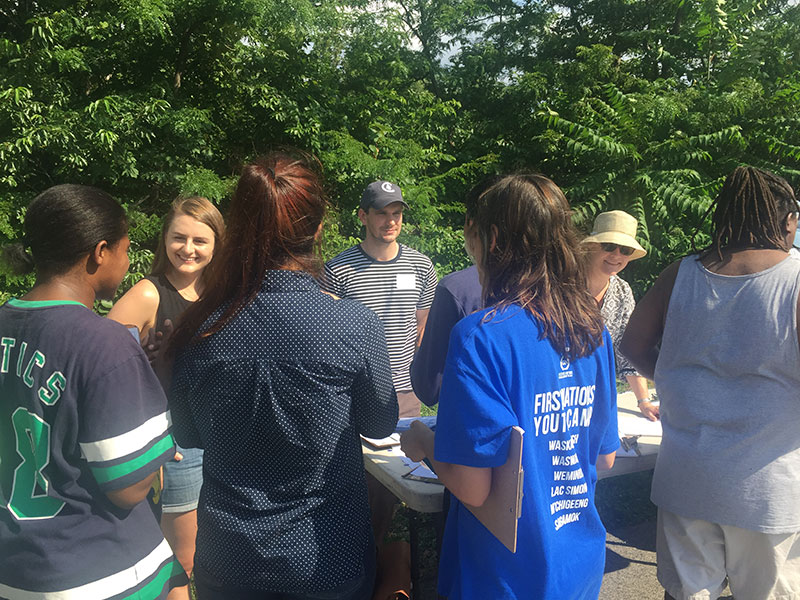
[361,433,401,449]
[464,425,524,553]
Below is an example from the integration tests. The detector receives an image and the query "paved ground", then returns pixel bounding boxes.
[601,519,664,600]
[599,508,733,600]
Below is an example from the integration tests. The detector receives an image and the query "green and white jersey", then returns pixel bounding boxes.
[0,300,185,599]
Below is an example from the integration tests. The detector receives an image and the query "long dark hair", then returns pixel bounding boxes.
[3,184,127,278]
[170,151,327,350]
[701,166,798,261]
[474,174,604,360]
[150,196,225,280]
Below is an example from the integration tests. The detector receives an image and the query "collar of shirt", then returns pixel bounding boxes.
[261,269,320,293]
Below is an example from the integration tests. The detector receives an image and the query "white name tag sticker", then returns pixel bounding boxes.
[396,273,417,290]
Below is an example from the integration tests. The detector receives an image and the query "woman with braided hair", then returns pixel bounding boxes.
[621,166,800,600]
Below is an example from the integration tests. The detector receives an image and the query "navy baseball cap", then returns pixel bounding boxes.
[360,181,409,211]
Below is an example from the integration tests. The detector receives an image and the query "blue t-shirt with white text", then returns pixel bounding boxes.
[435,305,619,600]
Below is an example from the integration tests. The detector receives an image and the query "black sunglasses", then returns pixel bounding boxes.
[600,242,635,256]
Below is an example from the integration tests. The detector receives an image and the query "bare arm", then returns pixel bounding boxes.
[626,374,649,401]
[620,261,681,380]
[415,308,430,350]
[400,421,492,507]
[597,451,616,471]
[626,374,659,421]
[107,279,160,338]
[105,471,159,510]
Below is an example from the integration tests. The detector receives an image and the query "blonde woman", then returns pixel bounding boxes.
[109,196,224,599]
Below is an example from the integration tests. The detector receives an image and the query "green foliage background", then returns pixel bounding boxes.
[2,0,800,302]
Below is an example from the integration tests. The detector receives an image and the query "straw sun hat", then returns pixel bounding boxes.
[582,210,647,261]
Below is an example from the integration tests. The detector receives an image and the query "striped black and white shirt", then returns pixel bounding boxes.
[322,244,438,392]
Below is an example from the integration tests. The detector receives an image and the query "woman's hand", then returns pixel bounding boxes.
[141,318,173,362]
[400,420,434,462]
[638,400,660,421]
[146,319,175,389]
[402,420,493,507]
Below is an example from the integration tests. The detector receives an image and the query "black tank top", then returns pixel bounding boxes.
[144,274,193,333]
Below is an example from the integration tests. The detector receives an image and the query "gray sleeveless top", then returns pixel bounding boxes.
[652,255,800,533]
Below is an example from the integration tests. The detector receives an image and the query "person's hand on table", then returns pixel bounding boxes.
[400,420,434,462]
[638,400,660,421]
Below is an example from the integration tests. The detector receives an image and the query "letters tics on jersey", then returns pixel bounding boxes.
[0,336,66,520]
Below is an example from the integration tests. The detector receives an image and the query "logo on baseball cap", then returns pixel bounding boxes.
[360,181,409,211]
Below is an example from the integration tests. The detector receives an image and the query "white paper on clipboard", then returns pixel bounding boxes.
[361,433,401,448]
[618,411,662,437]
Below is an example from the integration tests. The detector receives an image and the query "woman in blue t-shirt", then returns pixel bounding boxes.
[401,174,619,600]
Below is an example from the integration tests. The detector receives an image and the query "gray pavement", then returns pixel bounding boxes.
[601,519,663,600]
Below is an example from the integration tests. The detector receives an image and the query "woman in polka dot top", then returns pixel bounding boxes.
[168,151,399,600]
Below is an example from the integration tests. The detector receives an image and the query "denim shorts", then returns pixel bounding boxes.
[161,445,203,513]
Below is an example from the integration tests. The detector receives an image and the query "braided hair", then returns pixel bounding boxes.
[703,166,798,261]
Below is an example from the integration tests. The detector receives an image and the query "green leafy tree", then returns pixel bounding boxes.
[2,0,800,302]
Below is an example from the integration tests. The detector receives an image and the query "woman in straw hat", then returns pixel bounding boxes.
[582,210,658,420]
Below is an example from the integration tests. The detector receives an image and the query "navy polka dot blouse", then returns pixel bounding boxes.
[170,270,398,592]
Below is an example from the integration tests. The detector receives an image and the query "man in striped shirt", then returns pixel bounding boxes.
[322,181,438,418]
